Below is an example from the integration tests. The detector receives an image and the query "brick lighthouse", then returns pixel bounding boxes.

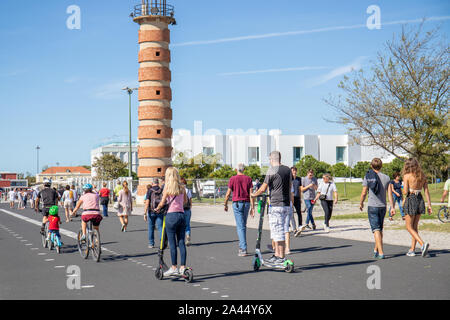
[132,0,176,204]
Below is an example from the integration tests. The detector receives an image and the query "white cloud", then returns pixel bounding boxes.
[306,56,367,87]
[173,16,450,47]
[218,66,330,76]
[93,80,138,100]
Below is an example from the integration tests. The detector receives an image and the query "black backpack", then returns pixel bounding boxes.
[150,187,163,212]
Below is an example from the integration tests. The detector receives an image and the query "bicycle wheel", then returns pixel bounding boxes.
[77,230,89,259]
[41,224,48,248]
[438,206,449,223]
[90,229,101,262]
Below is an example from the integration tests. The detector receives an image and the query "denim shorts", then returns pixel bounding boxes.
[368,206,386,233]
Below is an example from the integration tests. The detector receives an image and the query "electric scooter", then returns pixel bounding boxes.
[154,214,194,283]
[252,195,294,273]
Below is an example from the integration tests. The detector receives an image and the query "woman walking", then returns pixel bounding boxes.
[402,158,431,257]
[388,172,405,221]
[154,167,188,277]
[117,181,133,232]
[61,185,74,222]
[314,173,338,233]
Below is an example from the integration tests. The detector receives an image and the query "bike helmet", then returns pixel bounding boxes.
[49,205,59,216]
[43,179,51,187]
[82,183,93,190]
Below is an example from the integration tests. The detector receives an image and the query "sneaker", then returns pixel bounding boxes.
[80,235,86,242]
[179,267,186,275]
[238,249,248,257]
[376,254,385,260]
[373,251,379,259]
[163,267,179,277]
[148,244,155,249]
[305,224,311,230]
[312,224,316,230]
[186,235,191,246]
[275,257,286,264]
[421,243,430,257]
[325,226,330,233]
[120,225,125,232]
[40,227,45,235]
[267,255,277,263]
[406,250,416,257]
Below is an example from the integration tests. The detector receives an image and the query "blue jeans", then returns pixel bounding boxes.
[165,212,186,266]
[368,206,386,232]
[102,204,108,217]
[232,201,250,251]
[389,194,404,217]
[304,200,315,226]
[184,208,192,236]
[148,212,163,246]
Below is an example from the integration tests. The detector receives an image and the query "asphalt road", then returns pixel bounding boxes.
[1,203,449,300]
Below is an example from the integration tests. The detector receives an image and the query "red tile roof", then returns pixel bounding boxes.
[41,166,91,174]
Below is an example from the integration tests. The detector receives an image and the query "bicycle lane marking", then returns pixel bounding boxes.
[1,208,231,299]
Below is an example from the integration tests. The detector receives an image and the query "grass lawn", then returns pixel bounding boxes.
[335,182,446,203]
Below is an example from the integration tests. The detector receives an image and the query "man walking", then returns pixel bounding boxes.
[301,169,318,230]
[291,167,306,237]
[144,178,164,248]
[224,163,254,257]
[252,151,293,263]
[360,158,395,259]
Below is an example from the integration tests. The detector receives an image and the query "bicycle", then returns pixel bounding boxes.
[77,221,101,262]
[41,221,49,248]
[438,206,449,223]
[48,231,62,254]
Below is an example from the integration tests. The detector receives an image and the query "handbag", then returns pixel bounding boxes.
[319,183,331,201]
[113,202,120,210]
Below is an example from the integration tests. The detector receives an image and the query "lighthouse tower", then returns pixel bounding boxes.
[132,1,176,204]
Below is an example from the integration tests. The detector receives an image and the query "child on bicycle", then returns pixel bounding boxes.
[48,205,62,246]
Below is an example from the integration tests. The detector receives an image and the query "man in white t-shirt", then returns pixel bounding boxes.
[9,189,17,208]
[440,179,450,208]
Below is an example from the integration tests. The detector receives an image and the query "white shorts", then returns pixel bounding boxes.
[268,206,290,241]
[64,201,74,209]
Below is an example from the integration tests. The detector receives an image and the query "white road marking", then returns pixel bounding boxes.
[54,266,65,268]
[211,291,219,294]
[25,243,32,246]
[38,253,47,255]
[81,285,95,289]
[221,295,229,298]
[45,259,55,261]
[31,248,38,250]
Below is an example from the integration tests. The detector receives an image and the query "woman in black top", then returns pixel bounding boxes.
[388,172,404,220]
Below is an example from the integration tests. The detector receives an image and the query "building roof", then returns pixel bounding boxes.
[40,166,91,174]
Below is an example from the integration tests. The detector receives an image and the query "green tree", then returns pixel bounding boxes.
[92,154,128,180]
[209,165,236,179]
[295,155,331,178]
[325,24,449,172]
[244,164,264,180]
[352,161,371,179]
[331,163,351,178]
[381,157,406,179]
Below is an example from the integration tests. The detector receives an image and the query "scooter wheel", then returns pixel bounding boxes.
[285,263,294,273]
[183,269,194,283]
[155,268,164,280]
[252,257,261,272]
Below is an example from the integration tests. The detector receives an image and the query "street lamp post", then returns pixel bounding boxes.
[36,146,40,175]
[122,87,138,179]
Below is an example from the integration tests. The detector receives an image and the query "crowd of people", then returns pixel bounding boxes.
[2,152,449,276]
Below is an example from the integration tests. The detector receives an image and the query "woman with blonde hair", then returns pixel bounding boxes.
[402,158,432,257]
[117,180,133,232]
[155,167,188,277]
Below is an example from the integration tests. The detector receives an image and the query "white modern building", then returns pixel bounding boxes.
[91,132,400,177]
[90,142,138,177]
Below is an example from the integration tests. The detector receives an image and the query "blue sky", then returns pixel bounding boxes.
[0,0,448,175]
